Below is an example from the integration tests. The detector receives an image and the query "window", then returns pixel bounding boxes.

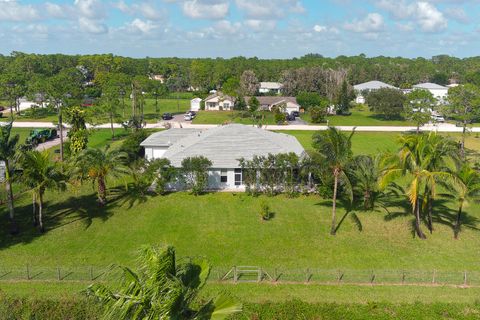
[220,169,228,183]
[223,103,230,110]
[234,168,242,186]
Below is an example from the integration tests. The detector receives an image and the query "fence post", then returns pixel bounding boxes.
[464,271,467,286]
[432,269,436,284]
[26,264,30,280]
[402,271,405,285]
[257,268,262,282]
[274,268,278,282]
[233,266,238,283]
[305,268,310,283]
[57,267,61,281]
[370,271,375,284]
[90,266,93,281]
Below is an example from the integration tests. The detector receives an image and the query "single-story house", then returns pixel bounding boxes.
[413,83,449,101]
[259,82,283,94]
[353,80,398,104]
[140,124,306,191]
[204,92,235,111]
[149,74,165,83]
[246,96,301,113]
[190,97,202,111]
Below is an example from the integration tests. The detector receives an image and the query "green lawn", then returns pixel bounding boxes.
[193,110,278,125]
[2,130,480,305]
[12,98,191,123]
[301,109,417,126]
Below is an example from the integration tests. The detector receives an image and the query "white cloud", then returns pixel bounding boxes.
[344,13,384,33]
[128,18,157,33]
[377,0,447,32]
[182,0,229,19]
[444,7,469,24]
[235,0,304,19]
[113,1,165,20]
[74,0,105,19]
[313,25,327,33]
[0,0,39,22]
[78,17,108,34]
[244,19,276,31]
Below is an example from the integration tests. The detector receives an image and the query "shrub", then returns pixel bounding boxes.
[310,106,327,123]
[260,201,273,220]
[180,156,212,195]
[120,129,149,161]
[274,112,286,124]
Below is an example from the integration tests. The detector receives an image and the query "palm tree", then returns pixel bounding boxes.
[312,127,354,235]
[448,164,480,239]
[74,147,128,206]
[86,245,242,319]
[348,155,381,210]
[0,122,19,234]
[20,150,66,232]
[381,134,454,239]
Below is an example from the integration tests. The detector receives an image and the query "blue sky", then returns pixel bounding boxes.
[0,0,479,58]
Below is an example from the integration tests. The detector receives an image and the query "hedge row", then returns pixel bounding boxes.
[1,296,480,319]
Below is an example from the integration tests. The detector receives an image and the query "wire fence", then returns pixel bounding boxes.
[0,264,479,287]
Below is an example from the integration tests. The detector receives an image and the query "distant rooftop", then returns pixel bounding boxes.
[413,82,448,90]
[260,82,283,90]
[353,80,397,91]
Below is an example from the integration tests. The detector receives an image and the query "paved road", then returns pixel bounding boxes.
[35,131,68,151]
[6,120,477,133]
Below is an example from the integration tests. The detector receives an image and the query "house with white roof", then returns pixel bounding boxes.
[140,124,306,191]
[203,92,235,111]
[412,83,448,102]
[190,97,202,111]
[353,80,398,104]
[259,82,283,94]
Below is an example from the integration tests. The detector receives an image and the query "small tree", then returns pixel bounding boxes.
[181,156,212,195]
[296,91,323,110]
[310,106,327,123]
[336,80,351,115]
[366,88,405,120]
[444,84,480,159]
[404,89,436,133]
[234,95,247,111]
[240,70,259,96]
[120,129,150,161]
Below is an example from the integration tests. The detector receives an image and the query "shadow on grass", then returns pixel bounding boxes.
[0,186,138,251]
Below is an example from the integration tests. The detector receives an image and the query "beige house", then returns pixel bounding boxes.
[204,92,235,111]
[247,96,300,113]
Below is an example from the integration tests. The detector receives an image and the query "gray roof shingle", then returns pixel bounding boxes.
[142,124,306,168]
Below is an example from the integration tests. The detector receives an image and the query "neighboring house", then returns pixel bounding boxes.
[204,92,235,111]
[149,74,165,83]
[246,96,301,113]
[140,124,306,191]
[190,97,202,111]
[412,83,449,101]
[259,82,283,94]
[353,80,398,104]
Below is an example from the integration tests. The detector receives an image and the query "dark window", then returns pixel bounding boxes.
[234,168,242,186]
[220,169,228,183]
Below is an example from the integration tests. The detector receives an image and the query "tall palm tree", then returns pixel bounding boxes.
[312,127,354,235]
[74,147,128,206]
[20,150,66,232]
[86,245,242,319]
[448,164,480,239]
[0,122,19,234]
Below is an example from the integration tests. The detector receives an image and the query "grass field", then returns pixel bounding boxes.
[2,128,480,308]
[12,98,191,123]
[301,108,417,126]
[193,110,278,125]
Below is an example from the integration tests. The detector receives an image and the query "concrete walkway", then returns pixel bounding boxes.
[6,120,476,133]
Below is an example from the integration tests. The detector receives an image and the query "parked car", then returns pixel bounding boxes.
[432,115,445,123]
[162,113,173,120]
[184,113,193,121]
[291,111,300,117]
[285,113,295,121]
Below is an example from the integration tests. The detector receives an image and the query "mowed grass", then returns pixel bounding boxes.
[13,98,191,123]
[301,109,417,126]
[193,110,278,125]
[2,130,480,303]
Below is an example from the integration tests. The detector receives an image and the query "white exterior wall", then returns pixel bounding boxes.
[207,168,244,190]
[429,89,448,101]
[144,146,169,160]
[190,98,201,111]
[355,95,365,104]
[285,102,300,113]
[204,97,234,111]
